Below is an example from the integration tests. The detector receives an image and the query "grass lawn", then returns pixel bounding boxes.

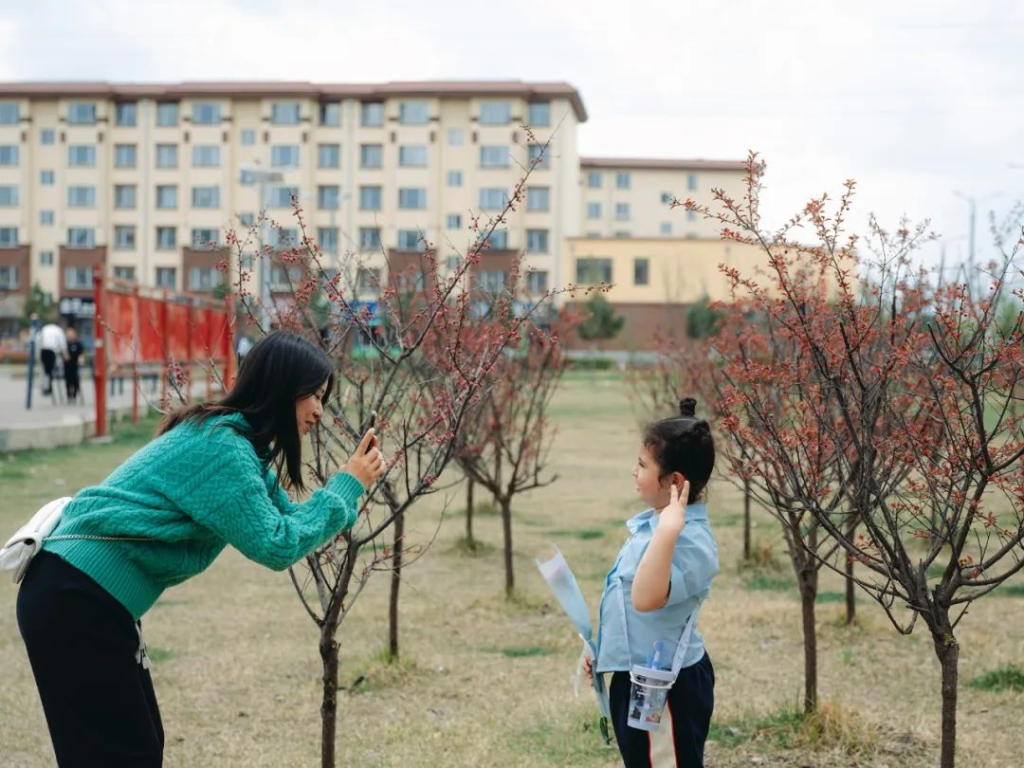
[2,374,1023,766]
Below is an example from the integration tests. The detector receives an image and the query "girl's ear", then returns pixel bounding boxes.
[662,471,686,489]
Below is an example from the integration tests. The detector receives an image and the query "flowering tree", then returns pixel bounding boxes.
[683,152,1024,766]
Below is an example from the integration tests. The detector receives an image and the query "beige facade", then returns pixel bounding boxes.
[579,158,746,240]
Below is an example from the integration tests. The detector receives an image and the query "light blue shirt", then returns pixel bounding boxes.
[595,503,719,673]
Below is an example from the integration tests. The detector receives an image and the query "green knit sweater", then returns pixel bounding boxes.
[43,412,364,619]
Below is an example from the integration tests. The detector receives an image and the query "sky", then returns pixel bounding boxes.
[2,0,1023,276]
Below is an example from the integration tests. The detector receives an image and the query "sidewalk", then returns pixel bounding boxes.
[0,366,216,452]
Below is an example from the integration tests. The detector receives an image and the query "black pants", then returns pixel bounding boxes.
[609,652,715,768]
[65,364,80,400]
[40,349,56,394]
[16,550,164,767]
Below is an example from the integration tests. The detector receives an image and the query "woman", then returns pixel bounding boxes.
[16,331,384,767]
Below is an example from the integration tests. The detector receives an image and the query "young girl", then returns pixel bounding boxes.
[585,396,719,767]
[16,330,385,767]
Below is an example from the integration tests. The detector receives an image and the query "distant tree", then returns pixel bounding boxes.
[577,293,624,341]
[19,283,54,329]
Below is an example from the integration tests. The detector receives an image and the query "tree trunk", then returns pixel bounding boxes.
[797,566,818,716]
[931,624,960,768]
[742,478,752,561]
[466,477,475,544]
[501,497,514,596]
[844,519,857,625]
[319,629,339,768]
[388,511,405,660]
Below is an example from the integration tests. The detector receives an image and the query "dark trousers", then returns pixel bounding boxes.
[16,551,164,767]
[40,349,57,394]
[65,364,80,400]
[608,652,715,768]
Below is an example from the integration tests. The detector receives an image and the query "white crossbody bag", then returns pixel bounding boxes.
[0,497,74,584]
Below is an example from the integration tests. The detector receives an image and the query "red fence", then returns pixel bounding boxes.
[92,266,235,436]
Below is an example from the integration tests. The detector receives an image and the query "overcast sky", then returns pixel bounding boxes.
[3,0,1022,273]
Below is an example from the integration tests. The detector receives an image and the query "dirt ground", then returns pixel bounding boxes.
[1,372,1022,767]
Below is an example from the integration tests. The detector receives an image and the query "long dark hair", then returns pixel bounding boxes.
[158,331,334,492]
[642,397,716,504]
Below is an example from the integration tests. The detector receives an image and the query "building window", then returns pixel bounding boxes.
[489,230,508,249]
[114,184,136,209]
[526,270,548,294]
[479,188,508,211]
[40,210,54,225]
[192,228,219,248]
[479,101,510,125]
[634,258,649,286]
[477,271,507,293]
[397,230,421,251]
[688,173,698,191]
[480,146,509,168]
[273,227,299,247]
[192,102,222,125]
[359,227,381,252]
[68,145,96,167]
[660,222,672,236]
[0,227,18,248]
[361,102,384,127]
[67,228,95,248]
[687,209,698,222]
[614,230,631,238]
[399,101,429,125]
[446,214,461,229]
[192,186,220,208]
[0,103,19,124]
[526,229,549,253]
[616,172,631,189]
[447,129,463,146]
[398,188,427,209]
[192,145,220,167]
[360,144,383,169]
[0,186,18,206]
[318,102,341,127]
[272,145,300,168]
[64,267,92,289]
[576,258,613,284]
[447,170,463,187]
[40,251,54,266]
[318,227,339,253]
[40,169,54,185]
[67,102,97,125]
[357,267,380,292]
[528,102,551,127]
[359,185,382,211]
[398,145,427,167]
[67,186,96,208]
[270,263,301,289]
[528,144,549,169]
[318,185,339,209]
[270,102,301,125]
[114,225,136,250]
[587,171,602,188]
[156,102,179,127]
[269,186,296,208]
[660,192,673,205]
[156,144,178,168]
[318,143,340,168]
[156,227,177,250]
[115,102,137,127]
[587,202,602,219]
[240,129,256,146]
[155,267,176,289]
[156,185,178,209]
[188,267,222,291]
[114,144,137,168]
[615,202,631,221]
[238,212,255,228]
[40,129,55,145]
[0,146,18,166]
[113,266,135,281]
[527,186,550,212]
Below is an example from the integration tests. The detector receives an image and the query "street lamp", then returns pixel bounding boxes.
[953,190,1002,292]
[238,165,293,325]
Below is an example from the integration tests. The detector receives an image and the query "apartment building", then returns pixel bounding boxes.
[0,81,585,338]
[0,80,749,347]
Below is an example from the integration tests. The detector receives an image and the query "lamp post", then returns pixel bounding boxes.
[953,190,1002,294]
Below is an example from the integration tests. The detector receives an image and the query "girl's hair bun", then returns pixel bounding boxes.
[679,397,697,418]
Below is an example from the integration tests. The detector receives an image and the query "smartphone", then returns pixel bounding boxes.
[365,410,377,449]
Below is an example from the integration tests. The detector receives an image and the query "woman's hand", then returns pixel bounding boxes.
[582,655,594,680]
[342,429,386,490]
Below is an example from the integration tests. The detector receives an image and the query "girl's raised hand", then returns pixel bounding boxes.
[661,480,690,535]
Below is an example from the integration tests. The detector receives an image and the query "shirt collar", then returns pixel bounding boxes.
[626,503,709,534]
